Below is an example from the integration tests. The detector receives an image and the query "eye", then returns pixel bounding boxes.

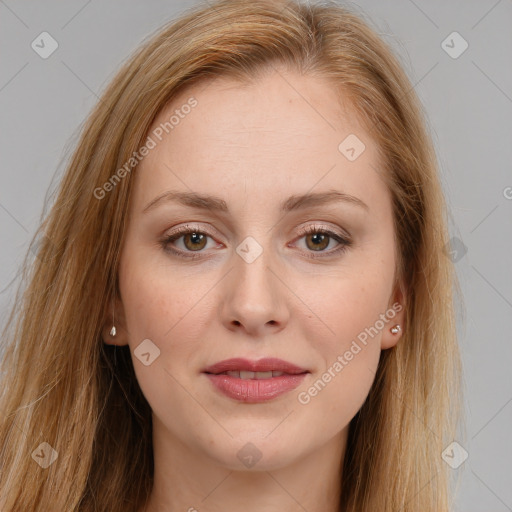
[160,224,219,260]
[293,225,352,259]
[160,224,352,260]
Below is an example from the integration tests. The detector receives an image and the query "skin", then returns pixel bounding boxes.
[102,64,406,512]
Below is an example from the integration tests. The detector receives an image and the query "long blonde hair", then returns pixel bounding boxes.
[0,0,463,510]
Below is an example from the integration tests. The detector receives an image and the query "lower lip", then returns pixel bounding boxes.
[204,373,308,403]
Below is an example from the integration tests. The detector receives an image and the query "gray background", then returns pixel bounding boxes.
[1,0,511,510]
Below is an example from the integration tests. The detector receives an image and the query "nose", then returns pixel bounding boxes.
[220,242,290,337]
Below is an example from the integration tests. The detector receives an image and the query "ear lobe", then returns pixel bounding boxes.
[102,330,128,346]
[380,321,403,350]
[101,297,129,346]
[380,280,407,350]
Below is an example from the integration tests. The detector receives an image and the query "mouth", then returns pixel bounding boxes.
[202,357,310,403]
[207,370,296,379]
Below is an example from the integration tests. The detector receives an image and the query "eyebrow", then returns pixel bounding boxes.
[142,189,369,214]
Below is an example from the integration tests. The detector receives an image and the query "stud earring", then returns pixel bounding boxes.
[109,298,116,337]
[390,324,401,334]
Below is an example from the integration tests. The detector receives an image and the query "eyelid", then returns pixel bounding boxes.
[165,223,218,239]
[295,223,351,241]
[164,222,350,241]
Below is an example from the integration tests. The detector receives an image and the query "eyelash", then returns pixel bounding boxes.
[160,224,352,260]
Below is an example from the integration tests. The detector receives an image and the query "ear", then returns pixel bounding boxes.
[101,296,129,346]
[380,278,407,350]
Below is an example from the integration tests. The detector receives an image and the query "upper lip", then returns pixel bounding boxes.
[202,357,309,375]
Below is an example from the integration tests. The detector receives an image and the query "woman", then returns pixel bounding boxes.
[0,0,463,510]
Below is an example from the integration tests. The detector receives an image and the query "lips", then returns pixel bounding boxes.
[202,357,309,376]
[202,358,310,403]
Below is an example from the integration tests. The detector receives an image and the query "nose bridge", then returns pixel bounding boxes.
[221,231,287,333]
[234,233,277,304]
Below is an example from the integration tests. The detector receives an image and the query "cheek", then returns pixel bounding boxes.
[119,253,219,372]
[120,247,191,336]
[296,268,393,351]
[118,259,215,431]
[290,263,392,411]
[293,278,385,438]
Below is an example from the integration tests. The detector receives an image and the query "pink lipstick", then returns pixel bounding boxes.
[202,357,309,403]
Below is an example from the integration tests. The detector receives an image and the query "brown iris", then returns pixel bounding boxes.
[183,232,207,251]
[305,232,329,251]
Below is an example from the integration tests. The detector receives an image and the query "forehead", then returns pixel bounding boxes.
[132,67,389,217]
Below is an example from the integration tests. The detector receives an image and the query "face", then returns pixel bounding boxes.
[106,65,406,471]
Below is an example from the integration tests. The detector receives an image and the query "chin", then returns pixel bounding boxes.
[198,431,307,472]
